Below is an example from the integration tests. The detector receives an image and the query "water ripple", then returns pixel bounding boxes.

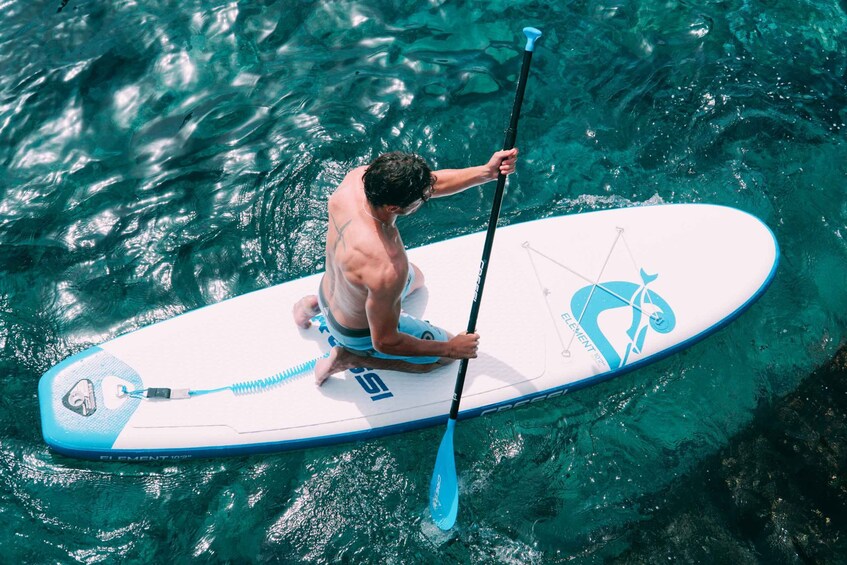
[1,0,846,562]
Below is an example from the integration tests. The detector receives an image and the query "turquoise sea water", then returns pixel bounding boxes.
[1,0,846,562]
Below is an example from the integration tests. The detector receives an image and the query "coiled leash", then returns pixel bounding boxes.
[118,354,329,400]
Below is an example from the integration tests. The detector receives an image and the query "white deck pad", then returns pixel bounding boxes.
[39,204,779,460]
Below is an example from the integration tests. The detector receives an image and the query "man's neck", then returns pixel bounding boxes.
[362,201,397,228]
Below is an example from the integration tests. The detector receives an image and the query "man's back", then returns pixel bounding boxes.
[322,166,409,331]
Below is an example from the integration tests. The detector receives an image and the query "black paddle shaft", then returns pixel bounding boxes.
[448,47,537,420]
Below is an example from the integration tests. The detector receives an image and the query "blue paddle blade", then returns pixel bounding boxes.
[429,418,459,530]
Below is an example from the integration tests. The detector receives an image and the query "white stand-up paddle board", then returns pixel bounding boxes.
[39,204,778,460]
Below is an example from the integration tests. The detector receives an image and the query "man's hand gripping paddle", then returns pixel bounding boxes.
[429,26,542,531]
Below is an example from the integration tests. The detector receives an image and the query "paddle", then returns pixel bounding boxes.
[429,26,542,530]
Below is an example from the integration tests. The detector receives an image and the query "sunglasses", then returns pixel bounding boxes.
[421,183,434,203]
[402,183,433,211]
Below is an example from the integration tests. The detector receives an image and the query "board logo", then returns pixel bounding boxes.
[351,367,394,401]
[565,269,676,369]
[63,379,97,417]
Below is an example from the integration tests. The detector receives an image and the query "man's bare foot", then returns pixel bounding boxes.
[315,347,357,386]
[314,347,453,386]
[293,295,319,329]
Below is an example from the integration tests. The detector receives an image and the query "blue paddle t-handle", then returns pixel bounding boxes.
[524,27,542,51]
[430,25,542,531]
[501,28,543,152]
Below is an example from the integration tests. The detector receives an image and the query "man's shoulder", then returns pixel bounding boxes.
[330,167,366,202]
[343,166,368,185]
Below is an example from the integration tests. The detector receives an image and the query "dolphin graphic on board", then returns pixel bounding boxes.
[569,271,676,369]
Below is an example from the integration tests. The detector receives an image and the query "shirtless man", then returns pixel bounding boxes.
[293,149,518,385]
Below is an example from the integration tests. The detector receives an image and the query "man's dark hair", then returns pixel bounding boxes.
[362,152,435,208]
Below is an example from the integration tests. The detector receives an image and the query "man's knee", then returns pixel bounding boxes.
[409,263,425,293]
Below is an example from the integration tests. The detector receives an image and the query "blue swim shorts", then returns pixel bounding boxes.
[317,270,448,364]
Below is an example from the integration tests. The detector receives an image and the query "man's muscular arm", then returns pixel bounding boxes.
[365,271,478,360]
[430,148,518,198]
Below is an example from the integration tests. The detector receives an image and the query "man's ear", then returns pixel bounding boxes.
[384,204,403,214]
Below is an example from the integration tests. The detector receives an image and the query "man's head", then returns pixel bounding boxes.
[362,152,435,212]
